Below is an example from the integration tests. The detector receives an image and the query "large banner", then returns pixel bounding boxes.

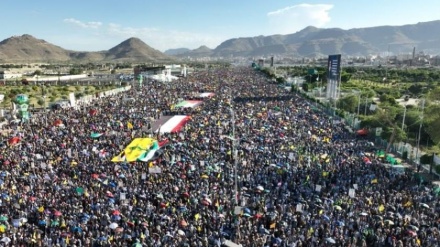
[326,54,341,99]
[15,94,30,121]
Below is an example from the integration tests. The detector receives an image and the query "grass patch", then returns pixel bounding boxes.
[0,84,120,108]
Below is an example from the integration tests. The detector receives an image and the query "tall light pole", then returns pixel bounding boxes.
[401,103,407,130]
[351,90,361,128]
[364,97,368,116]
[229,107,238,206]
[222,85,238,206]
[415,98,425,167]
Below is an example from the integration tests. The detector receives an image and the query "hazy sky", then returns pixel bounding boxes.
[2,0,439,52]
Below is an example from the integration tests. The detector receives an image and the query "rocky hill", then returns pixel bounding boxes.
[180,20,440,58]
[0,35,174,63]
[2,20,440,62]
[164,48,191,56]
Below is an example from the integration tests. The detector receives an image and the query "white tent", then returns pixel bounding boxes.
[148,73,178,82]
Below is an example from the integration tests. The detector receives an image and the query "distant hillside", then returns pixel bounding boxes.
[2,20,440,62]
[164,48,191,56]
[0,34,72,62]
[105,37,174,62]
[181,20,440,58]
[175,46,213,58]
[0,35,174,63]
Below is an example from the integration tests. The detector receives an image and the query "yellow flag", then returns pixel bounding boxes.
[366,198,372,205]
[322,171,329,177]
[141,233,145,239]
[371,179,378,184]
[378,204,385,212]
[270,223,276,229]
[127,122,133,129]
[195,213,200,220]
[38,206,44,213]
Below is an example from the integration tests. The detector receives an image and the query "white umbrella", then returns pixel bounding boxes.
[109,222,118,229]
[256,185,264,191]
[408,225,419,231]
[420,203,429,209]
[204,198,212,205]
[177,230,185,236]
[1,237,11,244]
[359,212,368,216]
[325,237,336,244]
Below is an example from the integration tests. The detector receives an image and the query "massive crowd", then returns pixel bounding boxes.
[0,67,439,247]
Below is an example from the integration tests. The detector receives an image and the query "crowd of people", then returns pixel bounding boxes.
[0,67,439,247]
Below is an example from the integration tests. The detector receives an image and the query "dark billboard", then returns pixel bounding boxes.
[327,54,341,81]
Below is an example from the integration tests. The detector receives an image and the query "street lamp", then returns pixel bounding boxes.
[221,86,239,206]
[401,103,407,131]
[229,107,238,206]
[415,98,425,168]
[351,90,361,128]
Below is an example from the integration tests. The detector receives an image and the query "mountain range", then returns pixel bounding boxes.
[0,35,174,63]
[169,20,440,58]
[1,20,440,63]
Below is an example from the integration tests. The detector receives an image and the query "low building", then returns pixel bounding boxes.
[0,70,22,80]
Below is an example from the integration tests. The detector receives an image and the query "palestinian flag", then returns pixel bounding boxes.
[175,100,202,108]
[157,115,190,133]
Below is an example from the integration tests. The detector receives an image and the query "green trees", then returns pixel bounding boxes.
[69,68,83,75]
[424,88,440,145]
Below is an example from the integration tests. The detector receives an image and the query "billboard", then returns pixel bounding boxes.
[326,54,341,99]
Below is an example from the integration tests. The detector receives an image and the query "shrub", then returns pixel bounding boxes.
[37,98,45,106]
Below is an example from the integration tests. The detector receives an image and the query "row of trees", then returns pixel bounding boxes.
[273,65,440,153]
[278,65,440,85]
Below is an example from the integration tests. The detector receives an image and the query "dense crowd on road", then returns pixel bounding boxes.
[0,67,439,247]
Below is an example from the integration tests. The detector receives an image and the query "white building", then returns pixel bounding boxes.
[0,70,22,80]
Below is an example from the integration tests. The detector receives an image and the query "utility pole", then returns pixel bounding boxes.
[401,104,407,130]
[415,98,425,168]
[364,97,368,116]
[230,107,238,205]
